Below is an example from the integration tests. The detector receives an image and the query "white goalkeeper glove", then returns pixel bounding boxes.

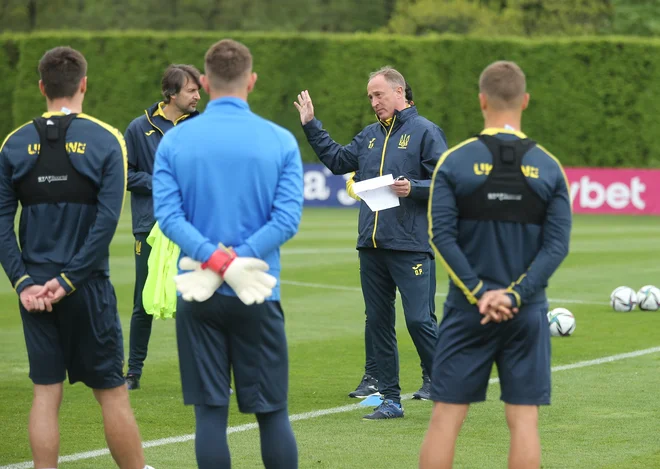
[175,245,277,305]
[174,256,223,302]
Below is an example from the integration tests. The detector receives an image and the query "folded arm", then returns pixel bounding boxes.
[0,147,34,294]
[507,170,572,307]
[57,133,127,294]
[428,155,487,305]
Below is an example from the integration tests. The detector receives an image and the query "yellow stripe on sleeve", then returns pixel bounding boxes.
[1,122,33,153]
[536,144,572,214]
[78,114,128,213]
[60,273,76,294]
[470,280,484,296]
[13,275,31,291]
[427,137,480,304]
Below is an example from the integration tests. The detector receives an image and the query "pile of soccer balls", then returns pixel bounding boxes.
[545,285,659,338]
[610,285,660,312]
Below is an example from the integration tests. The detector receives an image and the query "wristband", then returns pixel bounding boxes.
[201,248,237,278]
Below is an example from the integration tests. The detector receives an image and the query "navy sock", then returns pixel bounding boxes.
[194,404,230,469]
[256,408,298,469]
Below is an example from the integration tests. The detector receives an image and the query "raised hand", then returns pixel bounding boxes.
[293,90,315,125]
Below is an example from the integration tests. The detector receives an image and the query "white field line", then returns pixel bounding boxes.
[282,248,357,255]
[279,280,607,306]
[2,346,659,469]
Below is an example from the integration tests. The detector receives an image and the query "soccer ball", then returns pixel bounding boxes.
[636,285,660,311]
[547,308,576,337]
[610,286,637,312]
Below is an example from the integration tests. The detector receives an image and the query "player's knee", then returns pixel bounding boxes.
[505,404,539,433]
[92,383,129,407]
[32,383,64,410]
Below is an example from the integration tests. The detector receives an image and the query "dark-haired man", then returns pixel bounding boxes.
[124,64,201,390]
[0,46,153,469]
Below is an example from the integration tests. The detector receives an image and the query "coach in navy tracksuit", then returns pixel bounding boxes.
[419,61,572,469]
[343,83,438,402]
[124,64,200,389]
[295,67,448,419]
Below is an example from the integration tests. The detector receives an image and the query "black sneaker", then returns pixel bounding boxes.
[348,374,379,398]
[412,377,431,400]
[126,374,140,390]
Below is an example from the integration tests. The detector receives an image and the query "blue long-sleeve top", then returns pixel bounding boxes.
[152,97,304,301]
[428,128,572,311]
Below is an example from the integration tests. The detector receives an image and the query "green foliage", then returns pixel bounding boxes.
[3,0,660,39]
[386,0,525,36]
[0,37,19,140]
[2,32,660,168]
[611,0,660,36]
[0,0,396,33]
[514,0,613,36]
[386,0,613,36]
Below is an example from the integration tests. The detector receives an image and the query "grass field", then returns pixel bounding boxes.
[1,207,659,469]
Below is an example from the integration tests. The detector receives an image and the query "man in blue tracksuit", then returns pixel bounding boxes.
[153,39,302,469]
[124,64,200,390]
[419,61,572,469]
[0,46,152,469]
[343,82,438,402]
[295,67,447,419]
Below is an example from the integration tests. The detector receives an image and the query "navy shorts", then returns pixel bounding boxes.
[431,303,551,406]
[176,294,289,414]
[20,277,125,389]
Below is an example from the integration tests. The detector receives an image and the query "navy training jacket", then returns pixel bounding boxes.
[303,106,448,254]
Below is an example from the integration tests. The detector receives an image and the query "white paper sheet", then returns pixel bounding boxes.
[353,174,400,212]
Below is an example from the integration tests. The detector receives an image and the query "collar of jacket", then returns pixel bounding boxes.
[377,104,416,127]
[481,127,528,139]
[146,101,199,125]
[206,96,250,112]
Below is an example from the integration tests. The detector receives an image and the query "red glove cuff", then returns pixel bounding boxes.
[201,248,237,278]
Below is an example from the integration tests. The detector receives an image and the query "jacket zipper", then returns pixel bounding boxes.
[371,116,396,248]
[144,110,164,136]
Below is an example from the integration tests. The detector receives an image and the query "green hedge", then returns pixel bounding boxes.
[0,39,19,139]
[2,31,660,167]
